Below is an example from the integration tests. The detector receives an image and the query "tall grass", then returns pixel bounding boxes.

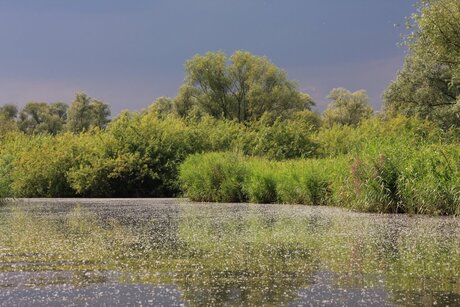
[179,146,460,215]
[179,152,248,202]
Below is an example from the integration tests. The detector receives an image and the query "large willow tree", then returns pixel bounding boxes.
[383,0,460,128]
[173,51,314,122]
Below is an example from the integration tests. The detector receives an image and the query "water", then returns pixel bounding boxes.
[0,199,459,306]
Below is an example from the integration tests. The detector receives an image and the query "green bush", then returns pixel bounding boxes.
[180,152,248,202]
[1,109,460,216]
[9,133,81,197]
[338,142,460,215]
[315,116,443,158]
[398,145,460,215]
[275,160,333,206]
[246,114,318,160]
[244,160,278,203]
[178,145,460,215]
[344,152,402,213]
[180,153,339,206]
[68,112,209,197]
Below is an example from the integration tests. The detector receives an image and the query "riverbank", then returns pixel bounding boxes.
[1,116,460,215]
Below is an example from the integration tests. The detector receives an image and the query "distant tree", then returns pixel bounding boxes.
[149,96,175,118]
[174,50,314,122]
[0,104,18,135]
[66,92,110,133]
[50,102,68,121]
[322,88,373,127]
[0,104,18,120]
[90,99,111,128]
[383,0,460,127]
[17,102,67,134]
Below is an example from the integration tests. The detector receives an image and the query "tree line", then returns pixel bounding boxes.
[0,92,110,135]
[1,0,458,135]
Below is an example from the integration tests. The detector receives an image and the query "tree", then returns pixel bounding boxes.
[90,99,111,128]
[17,102,68,134]
[322,88,373,127]
[0,104,18,120]
[66,92,110,133]
[0,104,18,135]
[149,96,175,118]
[383,0,460,127]
[174,51,314,122]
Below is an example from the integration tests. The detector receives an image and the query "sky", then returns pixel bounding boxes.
[0,0,418,115]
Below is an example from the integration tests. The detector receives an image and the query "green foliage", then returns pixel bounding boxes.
[174,50,314,122]
[0,104,18,120]
[17,102,68,135]
[344,152,403,213]
[384,0,460,128]
[398,145,460,215]
[316,116,443,157]
[277,159,342,206]
[66,92,110,133]
[180,153,341,206]
[1,98,459,216]
[67,111,207,197]
[8,133,80,197]
[322,88,373,127]
[0,94,111,136]
[179,136,460,215]
[180,152,248,202]
[245,113,318,160]
[0,113,18,135]
[243,160,278,203]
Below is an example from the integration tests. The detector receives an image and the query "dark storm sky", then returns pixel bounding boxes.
[0,0,417,114]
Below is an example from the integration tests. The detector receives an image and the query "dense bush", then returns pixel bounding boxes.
[397,145,460,215]
[67,112,207,197]
[1,110,459,215]
[7,133,81,197]
[179,147,460,215]
[180,152,248,202]
[180,153,344,206]
[315,116,444,157]
[0,109,319,198]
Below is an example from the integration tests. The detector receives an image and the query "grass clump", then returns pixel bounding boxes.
[243,160,279,203]
[179,152,248,202]
[397,145,460,215]
[180,153,339,207]
[179,145,460,215]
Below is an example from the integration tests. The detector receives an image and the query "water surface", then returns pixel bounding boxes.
[0,199,459,306]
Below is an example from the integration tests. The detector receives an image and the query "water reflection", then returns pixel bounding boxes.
[0,199,459,306]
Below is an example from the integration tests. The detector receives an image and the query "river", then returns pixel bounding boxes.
[0,199,459,306]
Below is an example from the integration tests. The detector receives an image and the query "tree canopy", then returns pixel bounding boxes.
[66,92,111,133]
[17,102,68,135]
[383,0,460,127]
[0,93,111,135]
[322,88,373,127]
[173,51,314,122]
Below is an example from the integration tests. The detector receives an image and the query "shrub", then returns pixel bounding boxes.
[398,145,460,215]
[9,133,80,197]
[244,160,278,203]
[276,160,332,206]
[343,153,402,213]
[180,152,248,202]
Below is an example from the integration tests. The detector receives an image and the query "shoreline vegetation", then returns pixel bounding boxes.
[1,115,460,215]
[1,1,460,215]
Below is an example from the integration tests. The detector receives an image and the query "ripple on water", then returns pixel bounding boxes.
[0,198,459,306]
